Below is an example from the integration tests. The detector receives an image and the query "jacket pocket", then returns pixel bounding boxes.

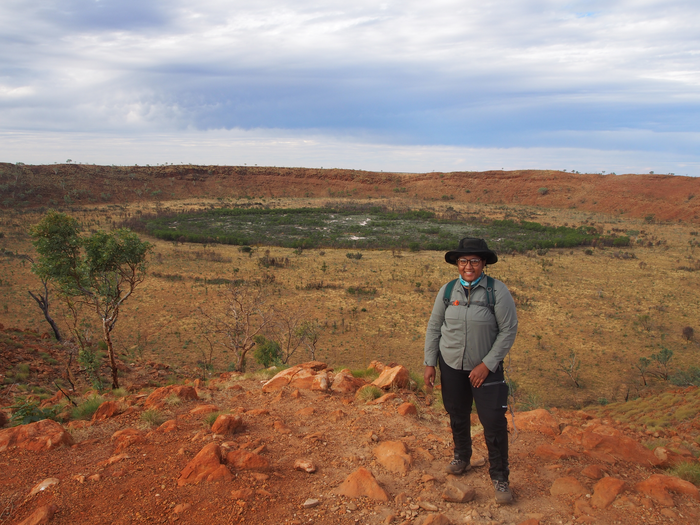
[473,381,509,411]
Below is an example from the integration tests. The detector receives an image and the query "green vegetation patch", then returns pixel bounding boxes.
[132,206,602,252]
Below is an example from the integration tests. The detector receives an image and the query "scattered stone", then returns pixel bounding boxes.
[91,401,121,421]
[101,453,130,466]
[517,520,540,525]
[157,419,178,433]
[251,472,270,481]
[336,467,389,501]
[226,449,270,469]
[580,425,663,467]
[371,365,410,390]
[273,420,292,434]
[368,392,398,405]
[421,474,437,483]
[419,501,438,511]
[173,503,191,514]
[470,455,486,467]
[374,441,412,475]
[178,443,232,486]
[294,459,317,473]
[28,478,59,497]
[144,385,199,409]
[256,488,273,497]
[303,498,320,508]
[442,481,476,503]
[231,488,254,500]
[394,492,408,505]
[290,389,302,399]
[591,477,626,508]
[87,474,101,482]
[211,414,243,435]
[111,428,145,453]
[368,360,386,374]
[296,407,315,417]
[330,409,346,422]
[550,476,588,496]
[0,419,74,453]
[16,504,58,525]
[331,369,367,394]
[581,464,605,480]
[422,513,451,525]
[634,473,700,506]
[397,403,417,416]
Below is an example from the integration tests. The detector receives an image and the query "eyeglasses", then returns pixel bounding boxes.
[457,258,483,267]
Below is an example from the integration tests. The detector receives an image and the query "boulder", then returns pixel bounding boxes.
[374,441,412,475]
[580,425,663,467]
[178,443,232,486]
[336,467,389,501]
[189,404,220,415]
[144,385,198,409]
[367,392,398,405]
[634,473,700,507]
[581,464,606,480]
[111,428,145,453]
[226,449,269,469]
[367,360,385,374]
[289,368,318,390]
[591,477,626,509]
[92,401,121,421]
[0,419,73,453]
[211,414,242,435]
[507,409,560,437]
[262,366,302,393]
[397,402,417,416]
[311,372,330,391]
[331,369,366,394]
[371,365,410,390]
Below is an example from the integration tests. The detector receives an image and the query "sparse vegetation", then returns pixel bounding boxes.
[71,396,104,420]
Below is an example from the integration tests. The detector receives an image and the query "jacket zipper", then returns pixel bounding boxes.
[482,380,506,387]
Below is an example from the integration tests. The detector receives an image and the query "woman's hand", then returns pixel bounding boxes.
[424,366,436,389]
[469,362,489,387]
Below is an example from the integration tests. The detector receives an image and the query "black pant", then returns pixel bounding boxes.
[439,353,510,482]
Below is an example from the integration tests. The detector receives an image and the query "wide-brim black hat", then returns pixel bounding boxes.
[445,237,498,265]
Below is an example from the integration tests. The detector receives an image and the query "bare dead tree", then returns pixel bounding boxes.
[557,351,582,388]
[198,282,274,372]
[298,319,323,361]
[272,307,310,364]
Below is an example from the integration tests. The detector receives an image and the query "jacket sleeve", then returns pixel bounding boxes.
[482,281,518,372]
[423,283,448,366]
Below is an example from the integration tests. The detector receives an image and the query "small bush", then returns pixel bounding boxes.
[346,252,363,260]
[357,385,383,402]
[9,398,59,426]
[682,326,695,341]
[252,335,282,368]
[538,187,549,195]
[111,388,128,398]
[164,393,182,406]
[141,409,165,428]
[669,462,700,486]
[346,285,377,296]
[408,242,420,252]
[670,367,700,387]
[16,363,30,381]
[350,369,380,381]
[584,249,593,256]
[204,412,222,427]
[71,396,104,420]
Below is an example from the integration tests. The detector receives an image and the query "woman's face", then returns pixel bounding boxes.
[457,254,484,282]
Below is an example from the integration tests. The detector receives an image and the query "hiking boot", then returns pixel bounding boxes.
[445,458,471,475]
[493,480,513,504]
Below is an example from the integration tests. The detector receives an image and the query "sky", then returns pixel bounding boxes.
[1,0,699,175]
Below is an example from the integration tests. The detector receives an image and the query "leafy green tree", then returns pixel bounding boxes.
[651,347,674,381]
[30,211,152,389]
[252,335,282,368]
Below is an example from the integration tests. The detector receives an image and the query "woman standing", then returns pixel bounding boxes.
[423,238,518,504]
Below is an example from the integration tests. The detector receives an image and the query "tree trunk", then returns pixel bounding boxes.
[28,290,62,341]
[102,320,120,389]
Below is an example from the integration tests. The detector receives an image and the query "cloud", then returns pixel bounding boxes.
[1,1,699,173]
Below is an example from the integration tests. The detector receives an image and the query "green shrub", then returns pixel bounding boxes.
[670,367,700,387]
[350,368,380,381]
[9,398,59,426]
[71,396,104,420]
[669,462,700,486]
[141,409,165,428]
[357,385,383,402]
[346,252,363,260]
[252,335,282,368]
[204,412,222,427]
[15,363,30,381]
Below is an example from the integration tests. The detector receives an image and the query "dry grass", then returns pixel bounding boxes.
[2,197,700,408]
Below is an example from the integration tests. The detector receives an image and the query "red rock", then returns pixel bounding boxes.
[442,481,475,503]
[289,368,319,390]
[591,477,626,508]
[178,443,232,486]
[0,419,73,453]
[574,497,593,516]
[550,477,588,496]
[534,444,579,460]
[144,385,198,409]
[246,409,268,416]
[517,520,539,525]
[371,365,410,390]
[507,409,560,437]
[262,366,302,392]
[92,401,121,421]
[374,441,412,475]
[422,514,451,525]
[28,478,59,497]
[189,404,220,415]
[330,409,346,422]
[634,473,700,507]
[226,449,269,469]
[555,425,583,446]
[294,459,317,473]
[157,419,178,433]
[580,425,663,467]
[111,428,145,453]
[0,411,8,428]
[299,361,328,371]
[173,503,191,514]
[581,464,605,480]
[331,369,366,394]
[211,415,243,435]
[39,390,66,408]
[231,488,255,500]
[397,403,417,416]
[16,504,58,525]
[336,467,389,501]
[368,360,385,373]
[311,372,330,391]
[273,420,292,433]
[296,407,315,417]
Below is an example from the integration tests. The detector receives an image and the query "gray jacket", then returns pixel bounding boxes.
[424,276,518,372]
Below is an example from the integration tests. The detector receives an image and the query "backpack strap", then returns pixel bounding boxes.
[442,279,459,309]
[486,276,496,314]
